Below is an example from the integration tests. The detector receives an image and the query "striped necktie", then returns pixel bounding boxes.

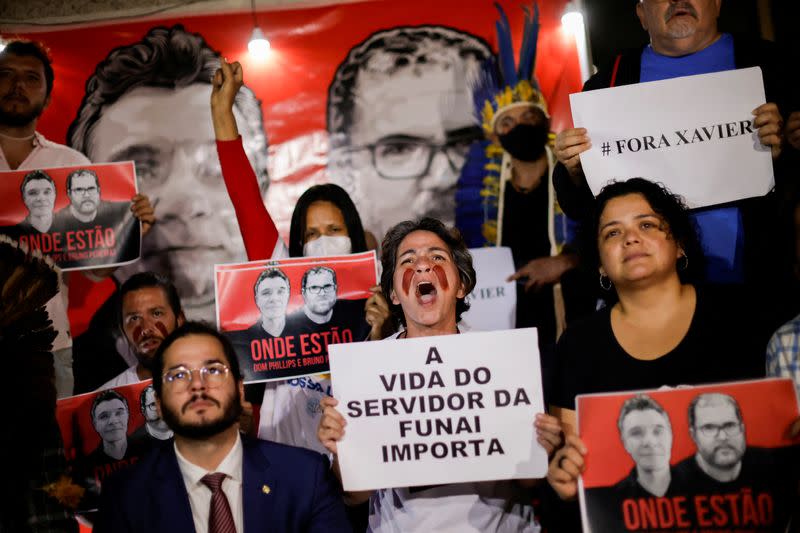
[201,472,236,533]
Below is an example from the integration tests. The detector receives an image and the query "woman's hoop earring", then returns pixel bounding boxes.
[677,254,689,272]
[599,273,612,291]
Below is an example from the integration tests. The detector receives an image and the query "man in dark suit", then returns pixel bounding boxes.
[95,321,350,533]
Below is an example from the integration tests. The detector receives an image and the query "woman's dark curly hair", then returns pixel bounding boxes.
[380,218,476,327]
[581,178,705,289]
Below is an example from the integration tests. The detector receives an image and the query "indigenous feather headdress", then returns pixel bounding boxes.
[480,2,549,135]
[456,2,553,247]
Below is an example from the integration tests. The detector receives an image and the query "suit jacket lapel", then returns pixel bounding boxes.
[151,443,197,532]
[242,437,276,533]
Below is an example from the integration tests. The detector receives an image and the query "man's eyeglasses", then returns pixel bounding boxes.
[697,421,742,438]
[305,284,336,295]
[343,127,483,180]
[162,362,230,392]
[70,186,99,196]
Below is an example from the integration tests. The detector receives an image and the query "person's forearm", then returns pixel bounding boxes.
[560,252,580,272]
[216,137,280,260]
[211,105,239,141]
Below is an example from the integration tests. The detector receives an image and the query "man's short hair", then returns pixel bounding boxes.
[118,272,183,329]
[19,169,55,196]
[151,321,242,397]
[326,26,492,148]
[253,268,290,303]
[380,217,476,326]
[139,384,155,415]
[66,24,268,193]
[688,393,743,429]
[91,389,129,421]
[617,394,670,436]
[66,169,100,191]
[301,266,337,292]
[1,40,54,98]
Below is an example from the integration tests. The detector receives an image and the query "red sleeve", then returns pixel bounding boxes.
[216,137,281,261]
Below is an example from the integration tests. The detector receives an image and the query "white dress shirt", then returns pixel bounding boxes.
[174,433,244,533]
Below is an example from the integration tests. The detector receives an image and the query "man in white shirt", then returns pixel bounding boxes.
[99,272,185,389]
[0,39,155,398]
[96,322,350,533]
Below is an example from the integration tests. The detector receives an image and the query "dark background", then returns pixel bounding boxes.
[583,1,800,71]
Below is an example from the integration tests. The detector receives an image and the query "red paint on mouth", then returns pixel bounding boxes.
[402,268,414,295]
[433,265,449,290]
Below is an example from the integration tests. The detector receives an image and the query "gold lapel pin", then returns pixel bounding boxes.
[262,485,271,495]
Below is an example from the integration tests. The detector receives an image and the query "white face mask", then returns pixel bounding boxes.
[303,235,352,257]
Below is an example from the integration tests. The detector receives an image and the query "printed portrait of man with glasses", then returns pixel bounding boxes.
[669,391,799,525]
[52,168,131,233]
[288,266,371,342]
[326,26,493,239]
[130,384,173,442]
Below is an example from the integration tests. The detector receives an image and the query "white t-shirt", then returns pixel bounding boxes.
[368,482,539,533]
[257,374,332,457]
[0,132,91,354]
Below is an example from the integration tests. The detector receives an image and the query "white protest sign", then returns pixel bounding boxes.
[570,67,773,208]
[461,247,516,331]
[329,328,547,491]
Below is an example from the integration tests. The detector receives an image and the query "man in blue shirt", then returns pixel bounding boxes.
[552,0,797,335]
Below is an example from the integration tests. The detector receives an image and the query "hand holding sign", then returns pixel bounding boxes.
[570,68,774,209]
[547,433,587,501]
[329,328,549,492]
[318,396,346,455]
[130,193,155,237]
[752,102,784,159]
[364,285,393,340]
[554,127,591,179]
[535,413,564,456]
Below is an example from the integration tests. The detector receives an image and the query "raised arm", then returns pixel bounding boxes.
[212,59,282,261]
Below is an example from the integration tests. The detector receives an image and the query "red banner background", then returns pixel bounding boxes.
[216,251,377,331]
[10,0,581,335]
[578,379,800,488]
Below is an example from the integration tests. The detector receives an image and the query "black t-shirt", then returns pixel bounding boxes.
[669,448,800,531]
[501,182,557,343]
[502,182,551,266]
[552,286,767,410]
[286,298,371,342]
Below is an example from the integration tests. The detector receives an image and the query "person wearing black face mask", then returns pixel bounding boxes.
[462,4,594,357]
[486,101,591,349]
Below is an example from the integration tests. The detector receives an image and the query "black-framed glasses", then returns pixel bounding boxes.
[162,362,230,392]
[70,186,99,196]
[305,283,336,295]
[697,421,742,438]
[343,126,483,180]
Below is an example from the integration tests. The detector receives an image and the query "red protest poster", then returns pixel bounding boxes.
[0,162,140,270]
[215,251,378,382]
[9,0,581,339]
[56,380,170,515]
[576,379,800,533]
